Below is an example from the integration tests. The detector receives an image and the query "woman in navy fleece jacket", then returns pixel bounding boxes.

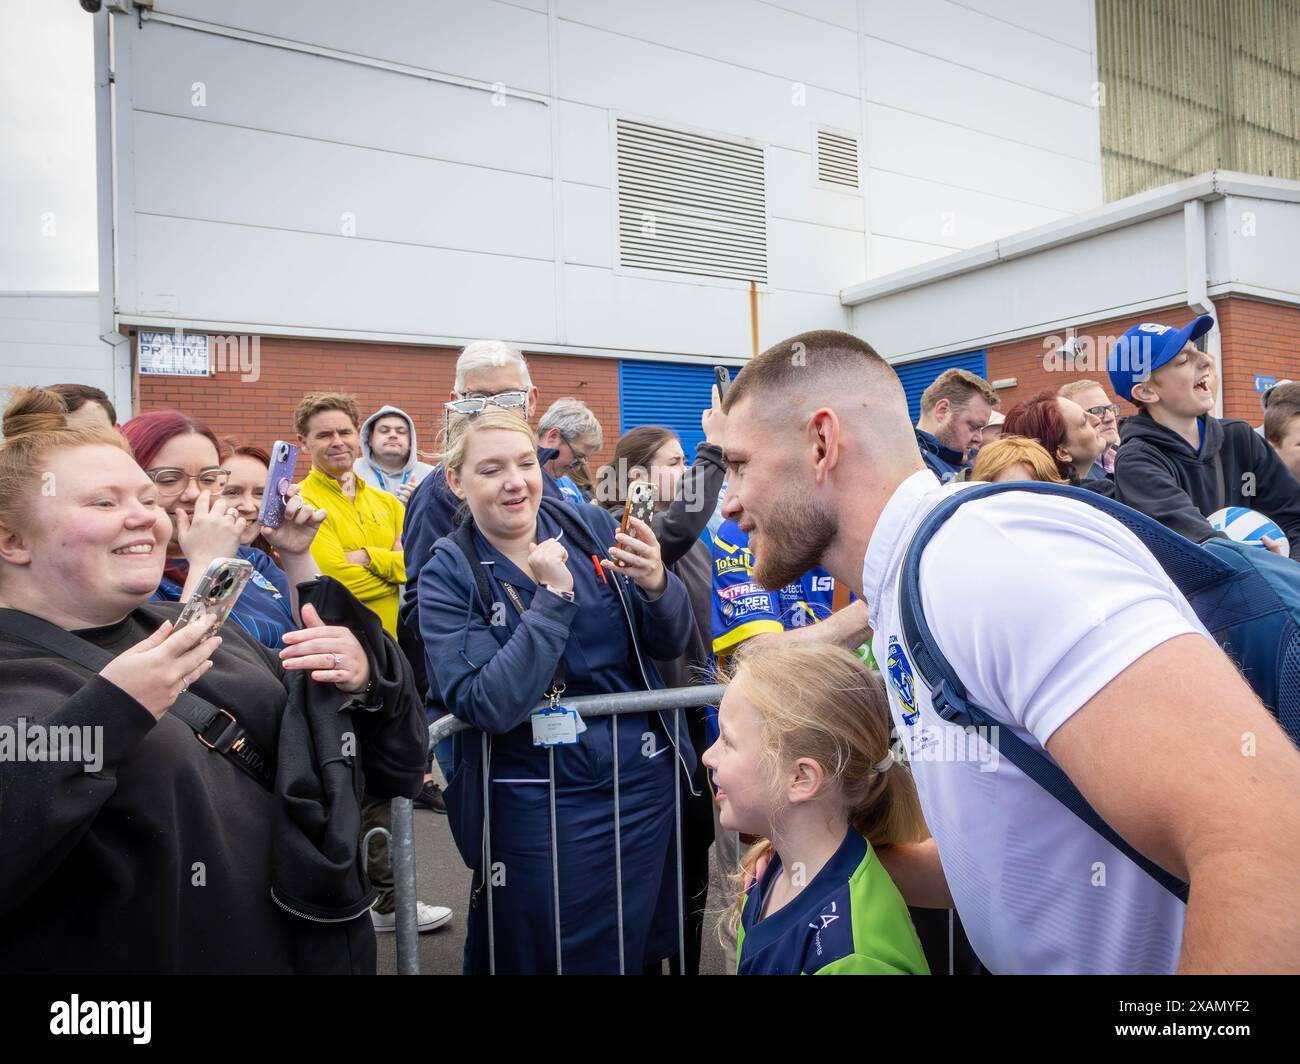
[417,409,695,974]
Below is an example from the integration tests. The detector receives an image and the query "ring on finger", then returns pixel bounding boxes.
[332,653,342,669]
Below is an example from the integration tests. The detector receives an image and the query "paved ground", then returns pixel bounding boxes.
[376,772,730,976]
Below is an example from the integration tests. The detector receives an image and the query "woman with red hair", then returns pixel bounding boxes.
[120,410,325,647]
[1002,390,1114,494]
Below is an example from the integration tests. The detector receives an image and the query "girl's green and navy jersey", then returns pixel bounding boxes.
[736,829,930,975]
[710,519,837,656]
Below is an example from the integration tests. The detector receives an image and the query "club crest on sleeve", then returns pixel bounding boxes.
[887,637,920,726]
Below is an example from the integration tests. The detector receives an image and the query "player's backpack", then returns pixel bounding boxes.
[898,481,1300,901]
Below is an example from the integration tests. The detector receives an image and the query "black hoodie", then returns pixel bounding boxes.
[0,578,426,974]
[1114,410,1300,555]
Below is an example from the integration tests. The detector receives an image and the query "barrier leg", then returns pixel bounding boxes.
[390,797,420,975]
[482,732,496,975]
[612,714,626,975]
[547,746,564,974]
[674,708,685,973]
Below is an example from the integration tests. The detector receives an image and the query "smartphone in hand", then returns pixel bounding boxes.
[617,482,657,566]
[176,557,254,636]
[714,366,731,401]
[257,441,298,528]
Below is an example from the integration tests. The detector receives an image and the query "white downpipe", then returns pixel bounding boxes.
[1184,199,1223,417]
[93,9,132,417]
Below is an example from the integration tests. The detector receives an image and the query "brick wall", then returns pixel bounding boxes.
[1216,296,1300,420]
[135,334,622,478]
[985,305,1200,420]
[983,297,1300,422]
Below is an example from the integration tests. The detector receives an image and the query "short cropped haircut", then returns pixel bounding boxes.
[1057,379,1107,404]
[538,397,603,451]
[455,339,532,394]
[48,382,118,425]
[722,329,905,417]
[1264,381,1300,415]
[1264,403,1300,445]
[294,391,360,437]
[919,368,998,414]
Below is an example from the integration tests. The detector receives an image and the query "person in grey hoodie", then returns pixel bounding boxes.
[353,405,434,504]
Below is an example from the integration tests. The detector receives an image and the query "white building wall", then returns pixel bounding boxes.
[0,295,115,409]
[104,0,1101,359]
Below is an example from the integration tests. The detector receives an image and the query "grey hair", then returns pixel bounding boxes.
[538,397,603,451]
[454,339,532,393]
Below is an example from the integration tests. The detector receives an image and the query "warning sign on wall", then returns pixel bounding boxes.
[139,331,210,377]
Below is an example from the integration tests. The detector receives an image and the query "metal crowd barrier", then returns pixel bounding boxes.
[387,684,728,976]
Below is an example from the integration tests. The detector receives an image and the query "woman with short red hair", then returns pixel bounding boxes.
[1002,389,1112,493]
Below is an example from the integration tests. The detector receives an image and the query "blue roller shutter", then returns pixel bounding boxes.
[619,360,743,456]
[893,350,988,423]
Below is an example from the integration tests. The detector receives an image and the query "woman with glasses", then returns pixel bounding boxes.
[120,412,325,648]
[1001,390,1115,495]
[1057,380,1122,478]
[0,388,427,974]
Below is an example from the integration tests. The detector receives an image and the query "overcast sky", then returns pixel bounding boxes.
[0,2,97,292]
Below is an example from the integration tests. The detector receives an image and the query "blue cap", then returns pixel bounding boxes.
[1107,315,1214,403]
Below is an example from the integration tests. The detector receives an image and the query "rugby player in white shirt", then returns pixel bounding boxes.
[717,329,1300,974]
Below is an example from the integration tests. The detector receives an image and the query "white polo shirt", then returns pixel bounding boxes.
[866,471,1209,974]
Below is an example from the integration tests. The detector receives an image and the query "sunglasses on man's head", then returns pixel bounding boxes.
[444,390,528,416]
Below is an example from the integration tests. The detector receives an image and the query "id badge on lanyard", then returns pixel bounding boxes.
[499,580,586,747]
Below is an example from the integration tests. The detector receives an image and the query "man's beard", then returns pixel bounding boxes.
[936,425,967,454]
[750,492,837,591]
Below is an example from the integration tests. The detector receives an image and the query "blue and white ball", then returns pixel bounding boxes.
[1207,507,1290,557]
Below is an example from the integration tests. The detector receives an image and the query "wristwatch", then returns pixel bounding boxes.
[544,585,576,603]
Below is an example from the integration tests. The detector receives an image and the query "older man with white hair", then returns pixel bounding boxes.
[398,340,567,800]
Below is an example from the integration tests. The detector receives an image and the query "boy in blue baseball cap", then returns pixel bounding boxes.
[1109,315,1300,555]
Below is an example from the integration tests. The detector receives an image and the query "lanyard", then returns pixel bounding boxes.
[498,580,566,699]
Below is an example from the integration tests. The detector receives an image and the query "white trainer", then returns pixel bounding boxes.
[370,901,453,934]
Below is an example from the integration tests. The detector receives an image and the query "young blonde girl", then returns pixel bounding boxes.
[702,642,930,975]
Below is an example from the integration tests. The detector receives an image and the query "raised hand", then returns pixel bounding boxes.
[527,538,573,594]
[175,490,244,568]
[601,515,667,595]
[262,483,326,558]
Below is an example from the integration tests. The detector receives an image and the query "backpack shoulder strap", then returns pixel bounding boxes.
[537,496,606,559]
[0,608,274,790]
[896,482,1190,901]
[448,520,498,628]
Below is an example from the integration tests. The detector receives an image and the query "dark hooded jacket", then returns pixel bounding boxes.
[915,428,966,483]
[0,577,426,975]
[1115,411,1300,555]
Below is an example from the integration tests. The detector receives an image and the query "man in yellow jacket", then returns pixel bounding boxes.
[292,390,451,934]
[294,391,406,638]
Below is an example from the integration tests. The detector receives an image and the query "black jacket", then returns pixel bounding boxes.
[600,440,726,695]
[0,577,426,974]
[1114,411,1300,554]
